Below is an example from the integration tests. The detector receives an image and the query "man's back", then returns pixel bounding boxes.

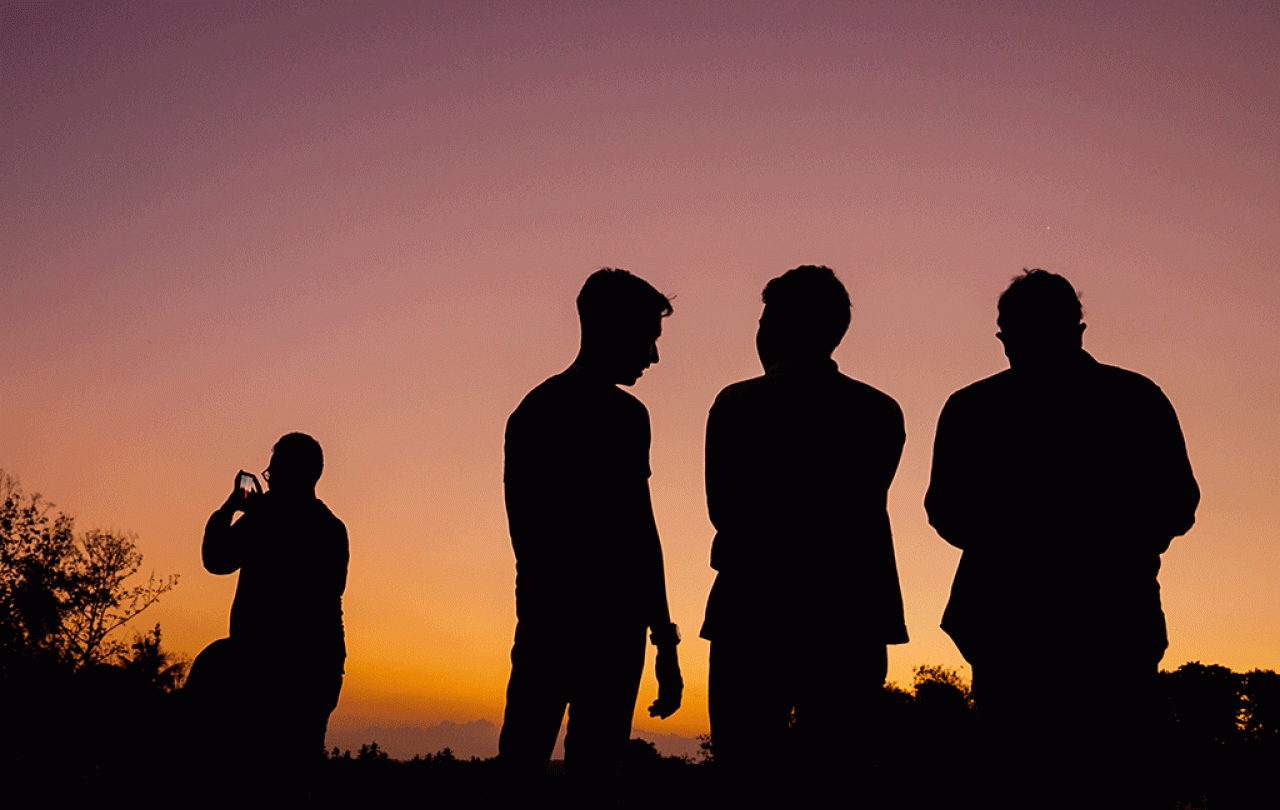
[926,351,1199,658]
[699,266,904,798]
[701,357,907,643]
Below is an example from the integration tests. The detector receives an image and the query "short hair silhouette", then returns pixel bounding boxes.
[271,432,324,486]
[996,269,1083,335]
[577,267,673,336]
[761,265,851,355]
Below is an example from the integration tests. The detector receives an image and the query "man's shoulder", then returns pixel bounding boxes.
[1091,360,1164,393]
[954,367,1014,393]
[712,373,768,406]
[509,372,648,433]
[711,367,903,437]
[522,371,646,409]
[831,371,903,415]
[312,498,346,530]
[251,495,346,537]
[944,368,1016,406]
[944,359,1168,408]
[714,367,900,408]
[287,496,347,531]
[512,373,570,412]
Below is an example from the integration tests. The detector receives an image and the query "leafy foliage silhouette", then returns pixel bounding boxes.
[1,471,178,671]
[1,471,185,797]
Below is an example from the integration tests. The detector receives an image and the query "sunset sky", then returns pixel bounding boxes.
[3,1,1277,748]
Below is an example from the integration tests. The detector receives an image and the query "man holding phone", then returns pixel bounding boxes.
[201,432,349,797]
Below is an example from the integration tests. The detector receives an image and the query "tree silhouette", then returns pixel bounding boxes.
[119,623,188,692]
[1,471,177,671]
[1,471,185,800]
[1241,668,1280,745]
[1156,662,1279,807]
[911,664,972,709]
[1161,661,1242,747]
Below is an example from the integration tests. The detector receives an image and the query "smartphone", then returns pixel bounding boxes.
[236,471,260,499]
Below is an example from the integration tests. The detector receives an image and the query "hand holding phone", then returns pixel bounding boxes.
[235,471,262,502]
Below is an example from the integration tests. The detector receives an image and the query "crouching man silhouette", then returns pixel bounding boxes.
[499,268,683,796]
[195,432,349,799]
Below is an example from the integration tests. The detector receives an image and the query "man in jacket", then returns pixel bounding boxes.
[926,269,1199,809]
[701,265,908,797]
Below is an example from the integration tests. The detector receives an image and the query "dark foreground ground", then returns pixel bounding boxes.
[6,661,1275,808]
[4,726,1274,808]
[303,739,1276,810]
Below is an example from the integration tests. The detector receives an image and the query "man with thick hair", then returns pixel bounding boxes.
[200,432,349,798]
[500,268,682,789]
[926,270,1199,809]
[701,265,907,798]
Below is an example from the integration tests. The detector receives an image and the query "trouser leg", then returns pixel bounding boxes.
[793,640,888,805]
[708,639,795,801]
[974,649,1160,810]
[500,623,568,779]
[563,624,647,782]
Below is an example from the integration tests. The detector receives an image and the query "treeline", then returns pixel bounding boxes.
[312,664,1278,807]
[3,472,1275,806]
[1,473,187,785]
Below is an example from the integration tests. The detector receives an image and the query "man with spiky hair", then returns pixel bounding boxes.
[926,270,1199,809]
[701,265,907,797]
[500,268,683,789]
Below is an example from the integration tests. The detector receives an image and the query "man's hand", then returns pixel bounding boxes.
[648,644,683,719]
[221,471,261,514]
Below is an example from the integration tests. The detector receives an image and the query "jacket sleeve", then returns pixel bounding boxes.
[1139,385,1200,552]
[705,394,751,572]
[925,393,981,550]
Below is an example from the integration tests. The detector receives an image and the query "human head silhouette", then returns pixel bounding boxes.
[575,268,673,385]
[996,269,1086,369]
[266,432,323,497]
[757,265,851,371]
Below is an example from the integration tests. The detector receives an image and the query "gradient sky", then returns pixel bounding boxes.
[3,1,1278,743]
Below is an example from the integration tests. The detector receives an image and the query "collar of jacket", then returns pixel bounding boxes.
[764,356,838,376]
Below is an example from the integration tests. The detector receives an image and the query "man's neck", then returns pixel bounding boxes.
[764,353,835,374]
[1009,347,1090,375]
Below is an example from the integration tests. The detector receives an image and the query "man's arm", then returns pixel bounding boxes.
[643,494,682,720]
[203,489,252,575]
[876,396,908,497]
[327,518,351,598]
[634,412,682,720]
[704,394,754,571]
[924,394,981,550]
[1138,385,1200,553]
[637,489,673,630]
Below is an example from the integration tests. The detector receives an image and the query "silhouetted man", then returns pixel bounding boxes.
[200,432,349,797]
[500,268,683,789]
[700,266,907,797]
[925,270,1198,809]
